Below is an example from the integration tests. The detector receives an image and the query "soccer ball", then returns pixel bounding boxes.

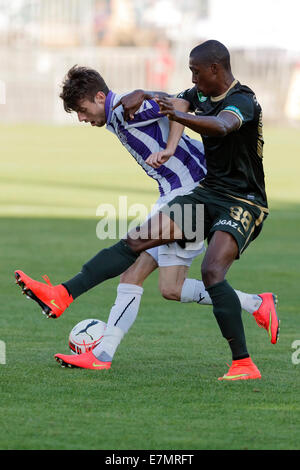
[68,319,106,354]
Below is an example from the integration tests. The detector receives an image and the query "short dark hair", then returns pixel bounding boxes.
[60,65,109,113]
[190,40,231,71]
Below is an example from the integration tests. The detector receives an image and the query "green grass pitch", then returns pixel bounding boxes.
[0,124,299,450]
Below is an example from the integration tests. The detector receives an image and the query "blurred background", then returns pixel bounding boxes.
[1,0,300,220]
[0,0,300,124]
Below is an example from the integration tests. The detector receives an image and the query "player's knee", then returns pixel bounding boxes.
[159,283,180,301]
[201,262,224,287]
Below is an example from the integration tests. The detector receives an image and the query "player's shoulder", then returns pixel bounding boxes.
[176,86,199,112]
[112,92,158,116]
[177,86,198,100]
[225,82,261,113]
[227,82,259,103]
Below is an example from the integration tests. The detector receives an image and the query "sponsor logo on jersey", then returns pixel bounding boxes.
[197,92,207,102]
[213,219,239,229]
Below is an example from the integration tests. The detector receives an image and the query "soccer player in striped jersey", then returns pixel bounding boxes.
[15,65,276,371]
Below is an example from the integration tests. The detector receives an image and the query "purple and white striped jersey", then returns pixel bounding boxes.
[105,90,206,197]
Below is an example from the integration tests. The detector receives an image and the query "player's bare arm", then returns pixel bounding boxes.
[112,89,171,120]
[145,98,190,168]
[157,97,240,137]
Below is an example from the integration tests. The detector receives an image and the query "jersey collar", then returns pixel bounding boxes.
[105,90,116,124]
[210,79,239,102]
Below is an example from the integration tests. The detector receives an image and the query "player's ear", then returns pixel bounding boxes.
[95,91,106,104]
[211,63,218,75]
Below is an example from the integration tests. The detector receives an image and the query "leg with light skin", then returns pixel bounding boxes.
[158,262,263,313]
[159,265,189,301]
[94,256,196,361]
[92,251,158,362]
[119,252,158,286]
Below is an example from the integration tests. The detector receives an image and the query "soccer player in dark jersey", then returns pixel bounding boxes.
[15,40,279,380]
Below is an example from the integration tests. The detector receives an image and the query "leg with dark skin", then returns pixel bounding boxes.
[201,231,249,359]
[63,211,183,299]
[125,211,183,253]
[125,217,249,360]
[201,231,238,287]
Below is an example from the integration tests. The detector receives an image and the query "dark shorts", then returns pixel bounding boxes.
[160,185,268,258]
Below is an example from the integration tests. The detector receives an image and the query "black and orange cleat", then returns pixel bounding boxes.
[15,270,73,318]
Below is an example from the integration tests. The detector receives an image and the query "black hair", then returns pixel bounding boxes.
[190,40,231,71]
[60,65,109,113]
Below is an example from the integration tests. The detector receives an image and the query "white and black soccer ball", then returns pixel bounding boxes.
[68,318,106,354]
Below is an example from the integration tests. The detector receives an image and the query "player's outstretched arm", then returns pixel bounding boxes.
[157,97,240,137]
[146,98,190,169]
[112,89,171,121]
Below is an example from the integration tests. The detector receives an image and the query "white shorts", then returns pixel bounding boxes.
[145,186,205,268]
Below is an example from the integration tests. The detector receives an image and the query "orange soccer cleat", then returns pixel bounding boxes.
[218,357,261,381]
[253,293,280,344]
[54,350,111,370]
[15,270,73,318]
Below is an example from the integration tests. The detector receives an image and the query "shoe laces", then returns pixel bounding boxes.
[225,362,236,374]
[42,275,53,287]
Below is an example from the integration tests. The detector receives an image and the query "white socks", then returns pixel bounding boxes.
[93,279,262,363]
[233,289,263,314]
[180,278,211,304]
[180,279,262,314]
[93,283,143,362]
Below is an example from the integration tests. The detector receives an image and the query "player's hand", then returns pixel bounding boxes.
[145,149,173,168]
[112,89,145,121]
[156,97,176,120]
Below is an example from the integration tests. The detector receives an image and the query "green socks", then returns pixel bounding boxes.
[63,240,139,300]
[206,280,249,360]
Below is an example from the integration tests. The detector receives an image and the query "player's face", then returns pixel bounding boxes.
[76,92,106,127]
[189,56,217,97]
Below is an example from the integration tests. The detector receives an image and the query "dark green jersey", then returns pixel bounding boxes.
[177,81,268,208]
